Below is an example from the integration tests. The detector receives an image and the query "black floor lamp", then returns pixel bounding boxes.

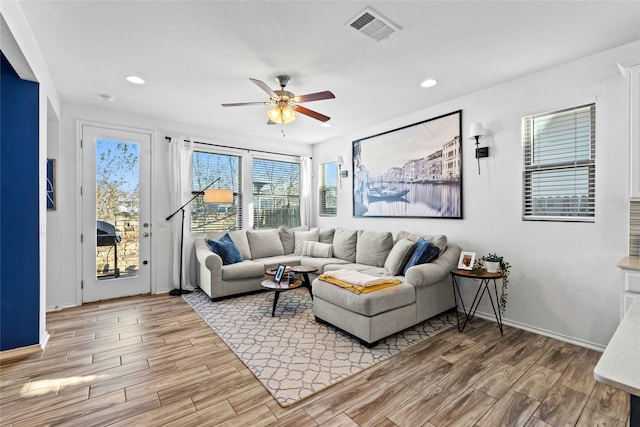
[166,177,233,296]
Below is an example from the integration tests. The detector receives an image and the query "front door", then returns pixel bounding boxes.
[81,123,152,302]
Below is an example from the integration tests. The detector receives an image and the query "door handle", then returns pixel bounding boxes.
[143,232,150,237]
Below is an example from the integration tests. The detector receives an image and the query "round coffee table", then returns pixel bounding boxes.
[290,265,318,299]
[260,278,303,316]
[265,265,317,299]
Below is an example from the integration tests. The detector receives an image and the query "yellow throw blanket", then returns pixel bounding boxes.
[318,268,400,294]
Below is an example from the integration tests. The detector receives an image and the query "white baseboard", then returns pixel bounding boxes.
[40,331,50,350]
[467,310,606,352]
[46,303,78,312]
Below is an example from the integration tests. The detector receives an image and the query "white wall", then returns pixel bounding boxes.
[313,40,640,349]
[49,103,313,309]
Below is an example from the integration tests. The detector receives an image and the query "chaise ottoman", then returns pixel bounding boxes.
[312,278,418,346]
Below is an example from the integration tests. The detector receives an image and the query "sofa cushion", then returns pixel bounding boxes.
[302,241,333,258]
[356,230,393,268]
[403,238,440,275]
[207,234,244,265]
[278,226,309,254]
[246,229,284,259]
[332,228,358,262]
[319,228,335,244]
[384,238,417,275]
[300,257,350,273]
[313,279,415,317]
[221,260,266,280]
[396,230,448,254]
[293,229,320,255]
[251,255,301,271]
[227,230,252,260]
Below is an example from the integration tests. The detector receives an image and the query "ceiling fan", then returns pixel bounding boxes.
[221,75,335,126]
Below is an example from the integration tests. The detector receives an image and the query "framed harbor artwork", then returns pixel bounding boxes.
[352,110,462,218]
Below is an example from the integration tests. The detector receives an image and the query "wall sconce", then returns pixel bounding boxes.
[468,122,489,175]
[336,156,349,189]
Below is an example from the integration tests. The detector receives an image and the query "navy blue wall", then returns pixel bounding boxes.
[1,52,41,351]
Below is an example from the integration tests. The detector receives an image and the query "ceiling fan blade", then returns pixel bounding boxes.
[267,119,277,125]
[221,101,269,107]
[295,105,330,122]
[294,91,335,103]
[250,78,278,98]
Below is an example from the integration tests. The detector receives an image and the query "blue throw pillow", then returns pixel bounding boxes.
[403,238,440,275]
[207,234,244,265]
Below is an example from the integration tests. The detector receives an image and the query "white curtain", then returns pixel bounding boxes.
[300,156,312,227]
[168,137,194,291]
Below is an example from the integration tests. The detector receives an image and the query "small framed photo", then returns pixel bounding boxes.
[273,264,286,283]
[458,252,476,270]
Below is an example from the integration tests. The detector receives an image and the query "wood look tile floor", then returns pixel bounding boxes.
[0,294,630,427]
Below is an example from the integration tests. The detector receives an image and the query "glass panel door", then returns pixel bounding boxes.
[82,124,151,302]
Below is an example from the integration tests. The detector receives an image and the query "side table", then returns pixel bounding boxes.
[450,269,504,335]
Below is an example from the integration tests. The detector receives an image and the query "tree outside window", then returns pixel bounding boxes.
[253,158,300,228]
[191,151,241,232]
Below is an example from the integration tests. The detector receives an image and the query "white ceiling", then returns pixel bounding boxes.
[17,1,640,145]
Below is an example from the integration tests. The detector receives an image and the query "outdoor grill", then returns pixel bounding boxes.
[96,220,121,277]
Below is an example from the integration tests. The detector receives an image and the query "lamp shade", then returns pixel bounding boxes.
[204,189,233,204]
[336,155,344,166]
[468,122,485,140]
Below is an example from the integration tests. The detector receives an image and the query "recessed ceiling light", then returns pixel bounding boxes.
[98,94,115,102]
[125,75,146,85]
[321,122,331,128]
[420,79,438,88]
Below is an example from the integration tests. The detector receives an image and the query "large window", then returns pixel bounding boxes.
[253,158,300,228]
[522,103,595,221]
[191,151,242,232]
[319,162,337,216]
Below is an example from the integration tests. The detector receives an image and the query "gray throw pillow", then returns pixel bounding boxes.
[332,228,358,262]
[246,229,284,259]
[278,225,309,254]
[293,229,320,255]
[356,230,394,267]
[302,241,333,258]
[227,230,252,260]
[319,228,335,244]
[384,239,417,275]
[396,230,448,254]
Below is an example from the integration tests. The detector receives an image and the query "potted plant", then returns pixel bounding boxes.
[480,253,511,316]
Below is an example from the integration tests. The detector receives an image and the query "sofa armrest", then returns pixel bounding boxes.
[194,238,223,297]
[405,244,461,287]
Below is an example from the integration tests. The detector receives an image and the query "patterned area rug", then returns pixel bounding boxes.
[183,288,455,407]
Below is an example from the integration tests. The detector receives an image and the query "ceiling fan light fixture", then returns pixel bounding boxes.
[267,105,296,124]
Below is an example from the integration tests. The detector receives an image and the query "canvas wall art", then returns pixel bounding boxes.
[352,110,463,218]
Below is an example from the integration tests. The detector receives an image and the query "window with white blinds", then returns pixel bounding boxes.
[253,158,300,229]
[319,162,337,216]
[522,103,595,221]
[631,201,640,257]
[191,151,242,232]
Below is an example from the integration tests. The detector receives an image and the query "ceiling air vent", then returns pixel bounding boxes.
[347,8,400,42]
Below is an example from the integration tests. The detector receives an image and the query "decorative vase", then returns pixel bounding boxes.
[485,261,499,273]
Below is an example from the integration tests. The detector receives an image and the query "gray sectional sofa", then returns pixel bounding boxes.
[193,226,461,345]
